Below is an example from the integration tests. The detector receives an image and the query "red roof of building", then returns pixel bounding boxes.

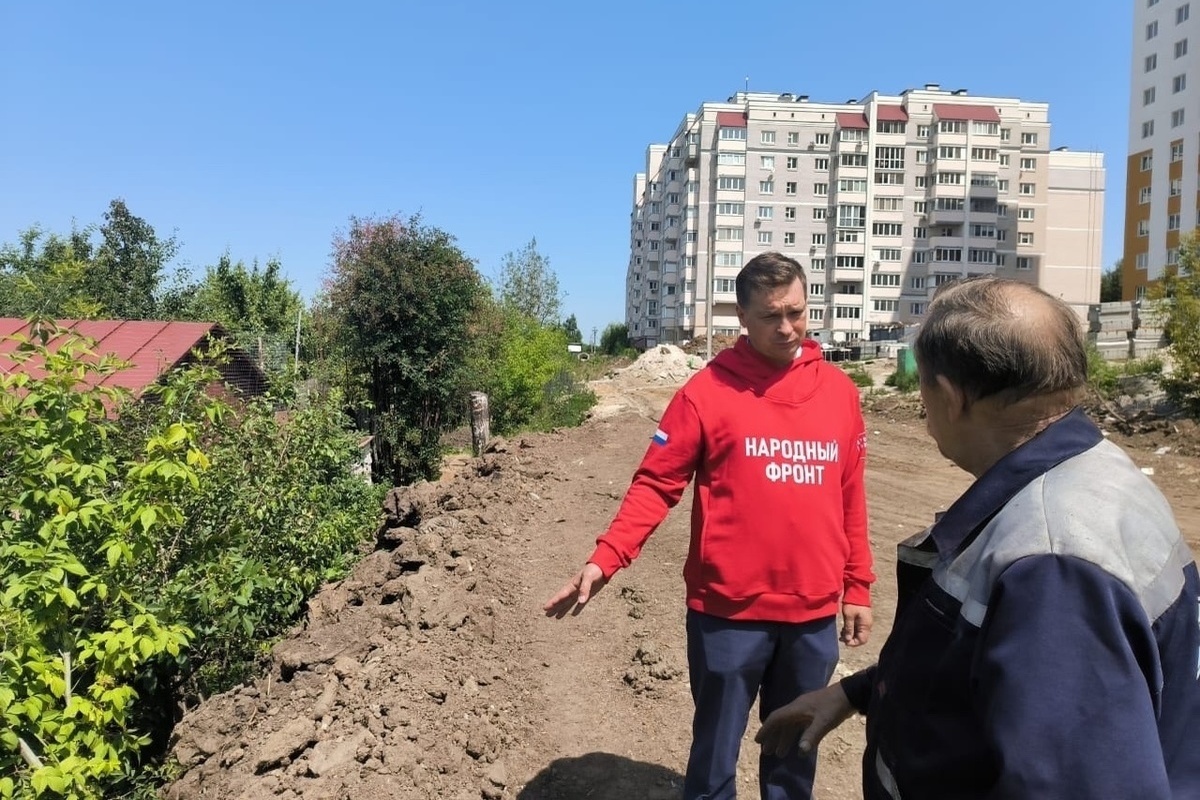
[876,105,909,122]
[836,112,869,129]
[932,103,1001,123]
[716,110,747,128]
[0,318,238,397]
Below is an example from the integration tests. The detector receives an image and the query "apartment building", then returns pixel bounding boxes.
[1124,0,1197,299]
[627,86,1105,347]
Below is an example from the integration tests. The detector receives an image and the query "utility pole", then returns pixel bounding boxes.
[705,229,716,362]
[591,326,598,353]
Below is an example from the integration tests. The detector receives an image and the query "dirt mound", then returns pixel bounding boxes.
[680,334,737,357]
[587,345,704,421]
[615,345,705,386]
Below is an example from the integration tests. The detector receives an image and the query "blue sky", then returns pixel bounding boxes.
[1,1,1131,341]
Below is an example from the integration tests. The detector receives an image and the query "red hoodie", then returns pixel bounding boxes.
[588,337,874,623]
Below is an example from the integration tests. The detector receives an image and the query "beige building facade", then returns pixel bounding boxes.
[627,86,1105,347]
[1123,0,1197,300]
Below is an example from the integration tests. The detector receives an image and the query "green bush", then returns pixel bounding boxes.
[885,368,920,392]
[844,366,874,388]
[1086,346,1164,399]
[0,327,383,798]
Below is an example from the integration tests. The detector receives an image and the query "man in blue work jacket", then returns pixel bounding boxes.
[757,276,1200,798]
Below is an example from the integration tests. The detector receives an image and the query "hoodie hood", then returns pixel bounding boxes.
[708,336,829,403]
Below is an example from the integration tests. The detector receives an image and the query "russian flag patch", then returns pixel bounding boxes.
[652,428,669,446]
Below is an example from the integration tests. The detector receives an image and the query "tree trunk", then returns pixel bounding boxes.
[469,392,490,457]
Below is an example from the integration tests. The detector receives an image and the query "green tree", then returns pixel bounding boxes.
[0,228,102,319]
[495,238,561,326]
[1100,260,1123,302]
[1152,233,1200,414]
[86,199,179,319]
[599,322,631,355]
[560,313,583,344]
[321,214,486,485]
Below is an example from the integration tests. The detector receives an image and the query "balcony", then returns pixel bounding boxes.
[685,142,700,164]
[832,266,866,283]
[927,207,966,226]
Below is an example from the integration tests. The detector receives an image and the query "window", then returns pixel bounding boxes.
[717,253,742,266]
[719,126,747,140]
[1019,182,1036,195]
[1175,74,1188,93]
[1140,186,1152,204]
[916,150,928,164]
[917,124,931,138]
[1180,1,1191,20]
[1146,87,1158,108]
[714,278,737,293]
[837,229,862,243]
[684,257,696,268]
[938,145,965,159]
[809,308,825,322]
[1142,153,1154,171]
[760,155,775,169]
[1018,208,1035,220]
[758,231,773,244]
[685,231,698,242]
[1000,128,1012,142]
[1177,38,1190,57]
[910,303,927,316]
[968,249,996,264]
[835,256,865,269]
[937,172,964,185]
[932,273,959,287]
[811,258,826,271]
[1169,247,1181,265]
[915,175,927,188]
[649,222,660,231]
[785,181,797,195]
[761,130,776,144]
[1169,213,1182,230]
[872,222,903,236]
[810,283,825,296]
[840,128,868,142]
[665,285,676,295]
[1018,232,1034,245]
[815,157,830,170]
[785,206,797,220]
[912,251,928,264]
[1171,178,1182,196]
[877,248,903,262]
[716,227,743,241]
[910,277,926,290]
[971,173,998,187]
[999,153,1010,166]
[1149,20,1160,38]
[759,179,774,194]
[1020,132,1038,145]
[784,232,796,245]
[875,197,904,211]
[877,121,906,134]
[971,147,998,161]
[841,153,869,167]
[717,176,745,190]
[1020,157,1038,170]
[815,133,831,145]
[812,233,827,245]
[875,172,905,185]
[1147,54,1159,72]
[1172,141,1185,160]
[757,205,773,219]
[1016,257,1033,271]
[837,205,867,228]
[814,182,829,196]
[813,207,827,220]
[871,273,902,287]
[935,197,965,211]
[1137,252,1150,269]
[717,202,744,215]
[933,248,962,262]
[838,179,868,192]
[971,223,997,237]
[667,192,680,204]
[913,200,927,214]
[787,131,800,145]
[834,306,862,319]
[913,226,928,239]
[786,156,798,169]
[939,120,967,134]
[1173,108,1187,127]
[997,229,1008,242]
[718,152,747,165]
[875,146,905,169]
[873,299,900,312]
[972,122,1000,135]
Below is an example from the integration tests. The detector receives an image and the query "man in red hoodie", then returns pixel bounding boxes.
[545,251,875,800]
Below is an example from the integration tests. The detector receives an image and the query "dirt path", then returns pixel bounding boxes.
[163,355,1200,800]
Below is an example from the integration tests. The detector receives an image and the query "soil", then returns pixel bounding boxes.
[161,350,1200,800]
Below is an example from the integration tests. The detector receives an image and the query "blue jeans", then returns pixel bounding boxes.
[684,610,839,800]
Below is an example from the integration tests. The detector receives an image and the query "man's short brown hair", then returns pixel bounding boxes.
[736,252,807,307]
[914,276,1087,405]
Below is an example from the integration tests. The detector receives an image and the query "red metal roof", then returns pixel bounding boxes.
[932,103,1001,123]
[0,319,222,397]
[716,110,747,128]
[876,105,909,122]
[836,112,869,129]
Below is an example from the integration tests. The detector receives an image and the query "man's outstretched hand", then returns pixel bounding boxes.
[543,563,608,619]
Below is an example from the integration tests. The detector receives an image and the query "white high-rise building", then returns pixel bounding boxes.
[1123,0,1197,299]
[627,86,1105,348]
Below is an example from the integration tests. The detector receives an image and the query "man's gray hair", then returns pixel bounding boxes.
[913,276,1087,404]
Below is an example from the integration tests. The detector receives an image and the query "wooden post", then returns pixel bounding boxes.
[469,392,490,457]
